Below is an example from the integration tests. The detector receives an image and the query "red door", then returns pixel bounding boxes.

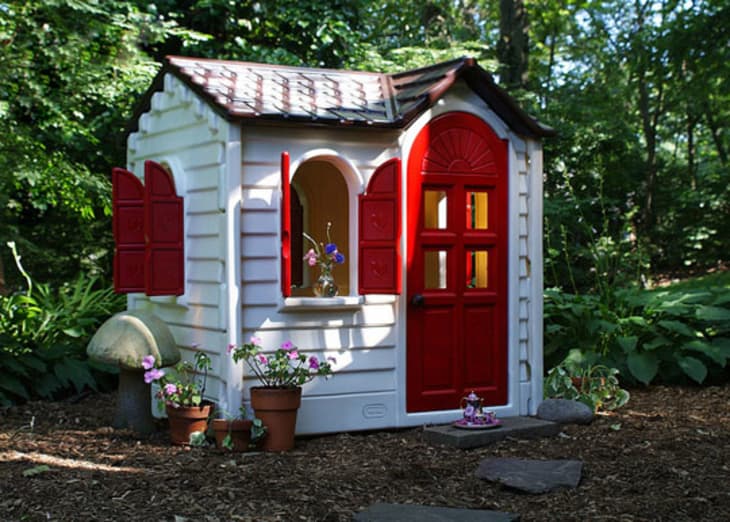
[406,112,508,412]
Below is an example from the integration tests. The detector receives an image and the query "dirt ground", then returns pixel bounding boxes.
[1,385,729,521]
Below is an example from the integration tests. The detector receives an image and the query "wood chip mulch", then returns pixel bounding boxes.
[1,385,729,521]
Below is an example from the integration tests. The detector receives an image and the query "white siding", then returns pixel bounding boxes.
[126,73,231,400]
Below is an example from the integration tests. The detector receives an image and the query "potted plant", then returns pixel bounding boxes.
[211,406,266,452]
[230,337,335,451]
[303,222,346,297]
[143,349,214,445]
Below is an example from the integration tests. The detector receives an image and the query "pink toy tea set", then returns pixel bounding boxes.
[452,391,502,430]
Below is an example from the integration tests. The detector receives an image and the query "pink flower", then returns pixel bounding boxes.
[227,343,235,354]
[142,355,156,370]
[144,368,164,383]
[257,354,268,365]
[308,356,320,370]
[250,336,262,345]
[281,341,294,351]
[288,350,299,360]
[303,249,317,266]
[164,383,177,395]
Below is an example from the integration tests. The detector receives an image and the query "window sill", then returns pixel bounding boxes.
[280,294,396,312]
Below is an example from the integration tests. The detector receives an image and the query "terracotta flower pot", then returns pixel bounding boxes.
[250,386,302,452]
[212,418,253,452]
[166,401,213,445]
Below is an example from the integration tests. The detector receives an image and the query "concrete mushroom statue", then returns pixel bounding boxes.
[87,310,180,435]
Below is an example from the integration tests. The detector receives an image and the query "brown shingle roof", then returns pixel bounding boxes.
[131,56,554,137]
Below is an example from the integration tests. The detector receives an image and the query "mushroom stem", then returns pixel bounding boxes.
[114,368,156,436]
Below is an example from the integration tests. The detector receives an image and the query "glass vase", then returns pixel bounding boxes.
[313,270,339,297]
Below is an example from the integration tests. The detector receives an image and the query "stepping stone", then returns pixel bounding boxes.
[423,416,561,449]
[353,503,519,521]
[476,458,582,494]
[537,399,594,425]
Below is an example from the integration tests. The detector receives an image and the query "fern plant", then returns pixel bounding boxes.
[0,242,124,406]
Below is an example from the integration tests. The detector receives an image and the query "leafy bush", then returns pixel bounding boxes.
[0,242,125,406]
[544,277,730,386]
[544,362,630,412]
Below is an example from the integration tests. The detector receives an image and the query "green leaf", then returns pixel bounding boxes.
[617,335,638,353]
[696,306,730,322]
[53,359,96,393]
[683,340,729,366]
[0,373,30,399]
[643,336,670,351]
[658,320,699,338]
[189,431,207,446]
[627,351,659,385]
[23,465,51,477]
[62,327,84,338]
[35,373,62,398]
[676,355,707,384]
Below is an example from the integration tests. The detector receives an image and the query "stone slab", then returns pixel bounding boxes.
[353,503,519,522]
[476,458,583,494]
[423,416,561,449]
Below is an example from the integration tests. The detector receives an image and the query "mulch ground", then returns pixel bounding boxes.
[1,385,729,521]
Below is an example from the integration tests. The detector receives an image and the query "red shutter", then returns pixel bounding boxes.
[112,168,145,293]
[280,152,292,297]
[358,158,402,294]
[144,160,184,296]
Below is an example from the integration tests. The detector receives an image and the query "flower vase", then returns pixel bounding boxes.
[166,401,213,445]
[314,270,338,297]
[250,386,302,451]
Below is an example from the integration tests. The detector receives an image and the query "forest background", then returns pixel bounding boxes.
[0,0,728,403]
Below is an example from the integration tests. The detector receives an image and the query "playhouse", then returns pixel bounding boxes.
[113,55,553,434]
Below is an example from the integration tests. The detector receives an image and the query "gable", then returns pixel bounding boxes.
[130,56,553,138]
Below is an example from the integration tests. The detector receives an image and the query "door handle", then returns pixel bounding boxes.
[410,294,425,307]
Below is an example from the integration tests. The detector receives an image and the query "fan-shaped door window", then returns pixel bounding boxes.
[290,160,350,296]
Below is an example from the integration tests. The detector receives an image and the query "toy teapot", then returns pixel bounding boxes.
[460,391,484,422]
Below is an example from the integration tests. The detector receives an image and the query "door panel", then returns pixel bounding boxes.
[406,112,508,412]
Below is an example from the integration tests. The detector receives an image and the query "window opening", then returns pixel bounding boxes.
[290,160,350,296]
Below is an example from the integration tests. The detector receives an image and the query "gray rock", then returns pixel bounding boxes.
[476,458,583,494]
[537,398,594,425]
[353,503,519,521]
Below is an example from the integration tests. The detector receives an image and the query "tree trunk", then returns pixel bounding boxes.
[498,0,529,90]
[704,103,728,166]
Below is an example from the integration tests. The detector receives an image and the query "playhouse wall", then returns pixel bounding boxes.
[238,123,403,434]
[126,73,235,407]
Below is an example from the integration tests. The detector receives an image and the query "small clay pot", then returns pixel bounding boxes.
[212,418,253,452]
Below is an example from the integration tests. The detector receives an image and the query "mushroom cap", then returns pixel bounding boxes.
[87,310,181,370]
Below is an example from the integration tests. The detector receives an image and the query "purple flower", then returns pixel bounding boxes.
[325,243,337,255]
[227,343,235,354]
[334,252,345,264]
[281,341,294,350]
[308,356,320,370]
[144,368,164,383]
[163,383,178,395]
[142,355,156,370]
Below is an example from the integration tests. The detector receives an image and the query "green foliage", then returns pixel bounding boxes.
[544,275,730,387]
[543,362,630,412]
[0,243,125,406]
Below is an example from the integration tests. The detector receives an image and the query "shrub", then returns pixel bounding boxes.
[544,278,730,386]
[0,242,125,406]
